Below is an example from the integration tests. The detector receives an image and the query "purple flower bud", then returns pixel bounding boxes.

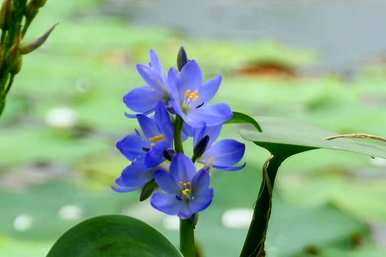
[177,46,188,71]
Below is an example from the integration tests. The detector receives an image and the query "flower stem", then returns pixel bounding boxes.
[173,115,196,257]
[180,218,196,257]
[174,115,184,153]
[239,155,285,257]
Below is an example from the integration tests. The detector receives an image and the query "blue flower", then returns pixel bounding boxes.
[116,103,173,167]
[151,154,213,219]
[169,60,233,128]
[123,50,174,114]
[112,158,158,192]
[191,125,246,171]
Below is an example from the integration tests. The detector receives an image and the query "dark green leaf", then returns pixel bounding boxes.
[47,215,183,257]
[226,112,262,132]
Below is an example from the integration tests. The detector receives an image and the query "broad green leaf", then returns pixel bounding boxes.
[226,111,262,132]
[240,116,386,158]
[47,215,182,257]
[239,116,386,257]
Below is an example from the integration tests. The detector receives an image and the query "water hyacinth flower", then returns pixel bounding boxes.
[192,125,246,171]
[112,158,158,192]
[123,50,174,114]
[114,47,247,222]
[151,154,213,219]
[116,103,173,167]
[170,60,233,128]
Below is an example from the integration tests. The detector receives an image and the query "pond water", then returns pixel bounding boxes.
[103,0,386,72]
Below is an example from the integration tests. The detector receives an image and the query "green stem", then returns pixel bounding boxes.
[3,73,14,96]
[239,155,285,257]
[173,115,195,257]
[174,115,184,153]
[180,219,196,257]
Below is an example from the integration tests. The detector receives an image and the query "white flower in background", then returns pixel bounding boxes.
[221,208,253,229]
[371,158,386,167]
[45,107,78,129]
[58,205,82,220]
[162,216,179,231]
[13,214,33,232]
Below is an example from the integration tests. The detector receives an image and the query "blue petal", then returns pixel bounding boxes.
[124,86,162,113]
[167,68,179,99]
[151,191,182,215]
[178,60,203,98]
[145,141,168,167]
[170,154,196,182]
[137,114,161,138]
[203,139,245,168]
[170,98,185,120]
[213,163,246,171]
[154,103,174,140]
[192,169,211,196]
[136,64,165,91]
[185,103,233,128]
[154,170,179,194]
[178,203,194,219]
[193,124,222,146]
[199,75,222,103]
[124,110,152,119]
[149,49,163,74]
[113,161,154,192]
[116,134,148,160]
[182,124,194,141]
[189,188,213,214]
[112,184,139,193]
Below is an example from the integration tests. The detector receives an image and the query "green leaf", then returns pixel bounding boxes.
[239,116,386,257]
[240,116,386,158]
[226,112,262,132]
[47,215,183,257]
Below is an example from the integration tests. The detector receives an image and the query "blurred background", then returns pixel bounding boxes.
[1,1,386,256]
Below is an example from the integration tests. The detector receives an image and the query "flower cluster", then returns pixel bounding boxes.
[113,48,245,219]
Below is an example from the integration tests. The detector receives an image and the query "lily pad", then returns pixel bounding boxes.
[241,116,386,158]
[239,116,386,257]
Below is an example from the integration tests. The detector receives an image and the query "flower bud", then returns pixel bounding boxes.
[177,46,188,71]
[20,24,56,54]
[140,179,158,201]
[25,0,47,22]
[7,38,23,75]
[0,0,12,31]
[30,0,47,8]
[192,135,210,162]
[163,149,175,161]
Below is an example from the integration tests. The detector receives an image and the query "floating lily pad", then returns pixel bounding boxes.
[241,116,386,158]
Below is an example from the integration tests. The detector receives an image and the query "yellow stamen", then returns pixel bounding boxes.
[149,134,166,143]
[179,181,192,199]
[181,188,192,198]
[184,89,200,101]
